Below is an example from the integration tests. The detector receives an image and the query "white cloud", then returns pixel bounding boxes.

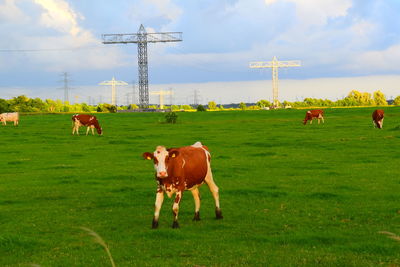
[0,0,130,72]
[34,0,83,36]
[128,0,182,31]
[349,44,400,73]
[0,0,29,23]
[265,0,352,26]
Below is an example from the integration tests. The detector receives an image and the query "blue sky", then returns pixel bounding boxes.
[1,0,400,104]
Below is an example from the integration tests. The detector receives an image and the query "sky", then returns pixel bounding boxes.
[1,0,400,105]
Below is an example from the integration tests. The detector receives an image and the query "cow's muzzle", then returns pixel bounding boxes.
[157,171,168,178]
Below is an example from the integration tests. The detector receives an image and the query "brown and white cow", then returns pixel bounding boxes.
[72,114,102,135]
[372,109,384,129]
[0,112,19,126]
[303,109,324,125]
[143,142,223,229]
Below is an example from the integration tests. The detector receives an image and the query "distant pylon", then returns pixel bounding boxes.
[60,72,72,103]
[193,90,200,106]
[99,77,128,106]
[249,56,301,107]
[150,90,172,109]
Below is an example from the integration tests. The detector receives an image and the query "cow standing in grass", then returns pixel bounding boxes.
[372,109,384,129]
[143,141,223,229]
[303,109,324,125]
[0,112,19,126]
[72,114,102,135]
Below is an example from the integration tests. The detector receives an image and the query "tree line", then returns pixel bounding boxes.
[0,90,398,113]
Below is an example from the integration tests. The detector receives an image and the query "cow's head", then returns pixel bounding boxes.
[303,111,311,125]
[375,120,383,129]
[97,126,103,135]
[143,146,179,178]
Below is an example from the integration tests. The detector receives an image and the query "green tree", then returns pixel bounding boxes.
[180,105,192,110]
[171,105,180,111]
[373,90,388,106]
[196,104,206,111]
[393,96,400,105]
[208,101,217,110]
[0,99,10,113]
[128,104,139,110]
[239,102,246,110]
[81,103,91,112]
[256,99,271,108]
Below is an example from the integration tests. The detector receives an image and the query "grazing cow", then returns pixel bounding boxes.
[303,109,324,125]
[72,114,102,135]
[0,112,19,126]
[372,109,384,129]
[143,141,223,229]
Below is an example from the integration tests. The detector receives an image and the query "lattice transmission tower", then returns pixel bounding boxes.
[249,56,301,107]
[60,72,72,103]
[99,77,128,106]
[102,24,182,109]
[150,90,172,109]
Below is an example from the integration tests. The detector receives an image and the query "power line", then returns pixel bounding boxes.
[0,45,108,53]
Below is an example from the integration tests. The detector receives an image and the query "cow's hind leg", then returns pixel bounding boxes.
[205,171,223,219]
[172,191,182,228]
[152,191,164,229]
[191,188,201,221]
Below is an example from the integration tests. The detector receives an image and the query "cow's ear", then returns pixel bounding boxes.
[169,150,179,158]
[142,152,154,160]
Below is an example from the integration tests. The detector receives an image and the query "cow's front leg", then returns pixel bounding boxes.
[172,191,182,228]
[86,127,90,136]
[152,190,164,229]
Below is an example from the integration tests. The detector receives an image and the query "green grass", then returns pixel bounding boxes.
[1,108,400,266]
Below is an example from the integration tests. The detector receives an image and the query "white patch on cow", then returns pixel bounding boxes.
[182,158,186,168]
[154,192,164,219]
[192,141,202,148]
[153,146,169,178]
[307,111,311,114]
[166,185,176,198]
[89,116,94,121]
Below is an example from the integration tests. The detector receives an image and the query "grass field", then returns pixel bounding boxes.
[1,107,400,266]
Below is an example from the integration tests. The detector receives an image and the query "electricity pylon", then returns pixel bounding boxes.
[102,24,182,109]
[150,90,172,109]
[249,56,301,107]
[99,77,128,106]
[60,72,72,103]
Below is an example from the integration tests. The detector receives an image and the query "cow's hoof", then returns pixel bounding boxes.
[216,208,223,220]
[193,212,200,221]
[152,219,159,229]
[172,221,179,228]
